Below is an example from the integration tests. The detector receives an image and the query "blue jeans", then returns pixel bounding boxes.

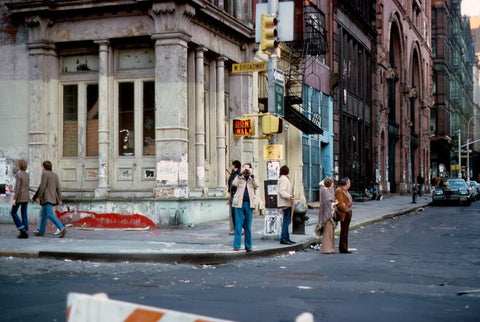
[233,202,253,249]
[37,203,64,234]
[280,207,292,242]
[11,202,29,232]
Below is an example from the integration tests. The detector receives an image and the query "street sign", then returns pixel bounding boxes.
[274,81,284,116]
[232,62,267,73]
[269,68,284,117]
[273,69,284,83]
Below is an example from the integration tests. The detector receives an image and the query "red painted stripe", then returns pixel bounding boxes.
[56,210,157,229]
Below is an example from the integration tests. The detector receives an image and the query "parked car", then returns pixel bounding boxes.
[432,178,472,206]
[467,181,480,200]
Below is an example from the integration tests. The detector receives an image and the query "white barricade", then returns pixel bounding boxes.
[66,292,233,322]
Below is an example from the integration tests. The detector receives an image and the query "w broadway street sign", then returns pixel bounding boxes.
[269,69,284,117]
[232,62,267,73]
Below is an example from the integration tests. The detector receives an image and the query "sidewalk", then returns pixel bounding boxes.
[0,194,431,265]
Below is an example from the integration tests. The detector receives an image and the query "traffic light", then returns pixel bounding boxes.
[260,14,278,51]
[262,114,282,135]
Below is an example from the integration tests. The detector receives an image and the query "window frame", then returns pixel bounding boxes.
[114,78,156,158]
[60,81,100,159]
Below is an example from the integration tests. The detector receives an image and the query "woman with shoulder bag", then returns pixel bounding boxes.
[335,177,353,253]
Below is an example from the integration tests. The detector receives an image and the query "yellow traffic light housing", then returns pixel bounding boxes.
[260,14,278,51]
[262,114,282,135]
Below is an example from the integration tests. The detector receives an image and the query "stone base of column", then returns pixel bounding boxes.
[94,187,109,198]
[154,186,189,198]
[399,182,409,194]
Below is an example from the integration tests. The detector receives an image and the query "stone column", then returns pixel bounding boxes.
[152,33,190,198]
[149,2,195,197]
[195,47,207,189]
[95,40,110,197]
[25,16,56,186]
[216,57,227,189]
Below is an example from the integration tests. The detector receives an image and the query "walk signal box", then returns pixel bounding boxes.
[233,118,254,136]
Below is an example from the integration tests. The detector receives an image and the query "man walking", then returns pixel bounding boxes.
[32,161,67,238]
[10,159,30,238]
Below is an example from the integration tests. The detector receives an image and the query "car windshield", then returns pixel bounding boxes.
[446,181,466,189]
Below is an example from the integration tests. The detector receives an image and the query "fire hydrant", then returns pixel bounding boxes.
[292,203,308,234]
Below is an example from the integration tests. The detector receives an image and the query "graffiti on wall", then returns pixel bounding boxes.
[56,209,157,229]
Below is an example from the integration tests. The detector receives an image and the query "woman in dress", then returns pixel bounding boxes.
[318,177,337,254]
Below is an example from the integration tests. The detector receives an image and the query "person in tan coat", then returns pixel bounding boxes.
[335,177,353,253]
[277,165,295,245]
[231,163,260,252]
[10,159,30,238]
[32,161,67,238]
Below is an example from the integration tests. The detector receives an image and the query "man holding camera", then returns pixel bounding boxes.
[231,163,260,252]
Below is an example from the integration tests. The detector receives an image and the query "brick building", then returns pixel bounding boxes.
[431,0,477,181]
[375,0,433,193]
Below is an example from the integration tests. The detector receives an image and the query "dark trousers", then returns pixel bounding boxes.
[339,210,352,253]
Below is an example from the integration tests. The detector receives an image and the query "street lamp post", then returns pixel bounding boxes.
[458,129,461,178]
[466,115,480,182]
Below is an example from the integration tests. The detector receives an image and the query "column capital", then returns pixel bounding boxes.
[25,15,54,43]
[94,39,110,50]
[216,56,228,63]
[195,46,208,54]
[149,2,195,34]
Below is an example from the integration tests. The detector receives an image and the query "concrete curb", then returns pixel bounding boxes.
[38,241,315,265]
[3,202,430,264]
[349,202,431,231]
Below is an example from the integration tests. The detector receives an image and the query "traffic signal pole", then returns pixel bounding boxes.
[266,0,279,145]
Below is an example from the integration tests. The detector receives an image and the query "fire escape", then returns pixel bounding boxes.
[280,3,327,134]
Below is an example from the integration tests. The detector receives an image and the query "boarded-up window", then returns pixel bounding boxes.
[143,81,155,156]
[63,85,78,157]
[86,84,99,156]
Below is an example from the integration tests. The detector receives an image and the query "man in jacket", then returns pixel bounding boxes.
[277,165,295,245]
[231,163,260,252]
[335,177,353,253]
[10,159,30,238]
[32,161,67,238]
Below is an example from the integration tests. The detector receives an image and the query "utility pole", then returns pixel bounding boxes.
[466,116,480,182]
[458,129,462,178]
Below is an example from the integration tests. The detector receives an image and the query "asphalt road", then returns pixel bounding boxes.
[1,202,479,322]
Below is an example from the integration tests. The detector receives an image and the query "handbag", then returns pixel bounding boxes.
[335,210,346,222]
[314,223,323,237]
